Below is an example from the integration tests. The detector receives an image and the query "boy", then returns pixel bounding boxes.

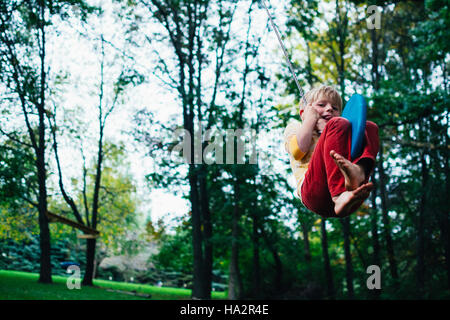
[284,85,379,218]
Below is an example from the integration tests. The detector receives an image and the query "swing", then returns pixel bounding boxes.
[341,94,367,160]
[46,210,100,239]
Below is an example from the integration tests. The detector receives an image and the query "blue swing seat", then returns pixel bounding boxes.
[341,94,367,160]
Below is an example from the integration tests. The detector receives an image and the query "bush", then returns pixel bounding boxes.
[0,235,86,277]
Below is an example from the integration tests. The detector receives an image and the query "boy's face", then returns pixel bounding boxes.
[300,96,341,132]
[300,96,340,122]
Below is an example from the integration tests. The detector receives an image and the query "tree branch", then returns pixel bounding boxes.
[46,108,85,225]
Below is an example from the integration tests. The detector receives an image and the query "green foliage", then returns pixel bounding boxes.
[150,223,193,273]
[0,205,39,241]
[0,0,449,300]
[413,0,450,63]
[79,141,141,255]
[0,235,86,277]
[0,137,39,241]
[0,140,36,207]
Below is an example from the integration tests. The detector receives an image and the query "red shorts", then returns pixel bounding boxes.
[300,117,379,218]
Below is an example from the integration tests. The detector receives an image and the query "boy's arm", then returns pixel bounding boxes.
[285,106,319,161]
[294,104,319,157]
[295,113,318,155]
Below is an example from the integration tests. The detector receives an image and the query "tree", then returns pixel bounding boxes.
[83,142,141,274]
[0,0,95,283]
[320,218,335,299]
[129,0,261,299]
[48,31,141,285]
[0,135,39,241]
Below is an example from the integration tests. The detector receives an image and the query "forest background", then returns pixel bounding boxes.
[0,0,449,300]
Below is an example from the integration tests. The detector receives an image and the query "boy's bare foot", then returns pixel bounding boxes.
[333,182,373,217]
[330,150,366,191]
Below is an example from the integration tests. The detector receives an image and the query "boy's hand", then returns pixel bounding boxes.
[316,118,327,132]
[302,104,320,123]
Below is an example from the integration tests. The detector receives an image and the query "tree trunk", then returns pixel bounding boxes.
[417,151,427,297]
[252,214,261,298]
[377,143,399,283]
[199,165,212,298]
[37,2,51,283]
[429,143,449,291]
[190,164,206,299]
[370,172,381,299]
[341,217,354,299]
[37,144,52,283]
[270,246,283,294]
[321,219,335,299]
[82,239,96,286]
[228,179,242,300]
[370,27,380,91]
[441,110,450,289]
[444,142,450,290]
[300,220,312,262]
[261,227,283,295]
[83,110,105,285]
[369,25,382,299]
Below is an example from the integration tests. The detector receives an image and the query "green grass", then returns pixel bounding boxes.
[0,270,227,300]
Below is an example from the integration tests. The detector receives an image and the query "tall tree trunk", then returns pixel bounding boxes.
[37,143,52,283]
[334,0,347,97]
[341,217,354,299]
[429,135,449,290]
[370,27,380,91]
[83,239,96,285]
[83,130,103,285]
[37,2,51,283]
[370,172,381,299]
[186,2,207,298]
[369,25,382,299]
[300,220,312,262]
[197,4,212,294]
[441,106,450,289]
[252,214,261,298]
[199,166,212,298]
[300,218,313,282]
[321,219,335,299]
[444,116,450,289]
[83,50,107,284]
[191,164,206,299]
[261,227,283,295]
[227,10,253,296]
[271,246,283,294]
[228,178,242,300]
[377,143,399,283]
[146,0,237,300]
[417,151,428,297]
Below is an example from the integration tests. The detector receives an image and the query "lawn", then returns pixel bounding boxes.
[0,270,227,300]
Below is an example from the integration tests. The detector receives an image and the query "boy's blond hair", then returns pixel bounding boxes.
[300,85,343,113]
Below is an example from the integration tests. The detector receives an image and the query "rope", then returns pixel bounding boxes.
[262,0,306,104]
